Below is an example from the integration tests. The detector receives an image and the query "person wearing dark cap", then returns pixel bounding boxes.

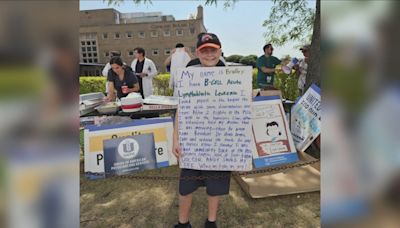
[256,43,282,89]
[294,44,310,95]
[172,33,229,228]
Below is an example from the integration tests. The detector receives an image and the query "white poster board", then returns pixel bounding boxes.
[84,117,175,179]
[252,96,299,168]
[176,66,253,171]
[291,84,321,152]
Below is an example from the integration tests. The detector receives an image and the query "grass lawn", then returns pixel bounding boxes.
[80,165,320,228]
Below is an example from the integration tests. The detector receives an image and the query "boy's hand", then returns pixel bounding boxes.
[172,139,182,159]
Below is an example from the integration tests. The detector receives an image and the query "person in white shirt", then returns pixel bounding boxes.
[164,43,193,97]
[130,47,158,99]
[294,44,310,95]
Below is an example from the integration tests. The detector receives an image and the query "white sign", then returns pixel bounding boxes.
[176,66,253,171]
[291,84,321,152]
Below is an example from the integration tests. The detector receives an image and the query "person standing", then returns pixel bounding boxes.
[173,32,230,228]
[256,43,281,89]
[294,44,310,95]
[130,47,158,99]
[164,43,193,97]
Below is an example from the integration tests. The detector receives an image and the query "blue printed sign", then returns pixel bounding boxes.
[291,84,321,152]
[103,134,157,177]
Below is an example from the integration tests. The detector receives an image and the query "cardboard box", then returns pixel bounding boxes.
[259,89,282,98]
[233,151,320,198]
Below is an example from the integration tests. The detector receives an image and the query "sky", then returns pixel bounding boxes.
[80,0,315,59]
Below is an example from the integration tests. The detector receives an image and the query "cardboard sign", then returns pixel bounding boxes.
[291,84,321,152]
[103,134,157,177]
[176,66,253,171]
[251,96,298,168]
[84,117,175,179]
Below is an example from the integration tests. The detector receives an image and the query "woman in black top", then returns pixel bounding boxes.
[105,56,140,101]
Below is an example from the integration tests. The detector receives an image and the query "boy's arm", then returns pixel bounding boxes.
[172,110,181,159]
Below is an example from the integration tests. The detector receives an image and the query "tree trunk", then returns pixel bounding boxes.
[305,0,320,89]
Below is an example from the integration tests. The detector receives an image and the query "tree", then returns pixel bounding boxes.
[239,55,257,68]
[225,54,243,63]
[105,0,320,88]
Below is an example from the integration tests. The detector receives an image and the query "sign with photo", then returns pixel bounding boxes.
[176,66,253,171]
[291,84,321,152]
[251,96,298,168]
[103,134,157,177]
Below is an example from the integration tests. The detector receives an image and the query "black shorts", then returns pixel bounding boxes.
[179,169,231,196]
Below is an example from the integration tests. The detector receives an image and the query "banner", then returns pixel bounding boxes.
[84,117,175,179]
[176,66,253,171]
[291,84,321,152]
[252,96,298,168]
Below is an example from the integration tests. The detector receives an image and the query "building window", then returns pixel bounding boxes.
[126,32,133,38]
[88,59,93,63]
[94,59,98,63]
[81,41,85,46]
[189,27,195,34]
[86,41,91,45]
[87,47,92,52]
[105,52,109,57]
[139,31,145,38]
[128,50,134,56]
[83,53,87,57]
[164,48,171,55]
[114,32,120,39]
[83,59,87,63]
[81,47,86,52]
[152,49,159,56]
[88,53,92,57]
[93,47,97,51]
[150,30,158,37]
[163,30,170,37]
[93,53,97,57]
[191,46,196,53]
[176,29,183,36]
[103,33,108,39]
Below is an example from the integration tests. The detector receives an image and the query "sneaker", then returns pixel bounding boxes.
[174,221,192,228]
[204,219,217,228]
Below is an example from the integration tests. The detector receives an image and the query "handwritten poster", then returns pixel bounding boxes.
[84,117,175,179]
[291,84,321,152]
[176,66,253,171]
[252,96,298,168]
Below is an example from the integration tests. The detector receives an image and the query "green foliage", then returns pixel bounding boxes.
[239,55,257,68]
[79,76,106,94]
[226,54,243,63]
[263,0,314,46]
[252,68,258,89]
[153,74,173,96]
[274,71,299,101]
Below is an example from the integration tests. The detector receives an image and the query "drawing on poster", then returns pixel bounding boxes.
[252,103,292,156]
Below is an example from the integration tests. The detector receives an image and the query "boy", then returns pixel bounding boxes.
[173,33,227,228]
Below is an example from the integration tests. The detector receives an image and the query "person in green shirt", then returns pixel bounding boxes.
[256,43,282,89]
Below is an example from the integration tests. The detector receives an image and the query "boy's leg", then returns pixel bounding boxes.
[179,194,193,223]
[207,195,220,222]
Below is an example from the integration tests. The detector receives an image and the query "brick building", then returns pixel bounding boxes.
[79,6,206,74]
